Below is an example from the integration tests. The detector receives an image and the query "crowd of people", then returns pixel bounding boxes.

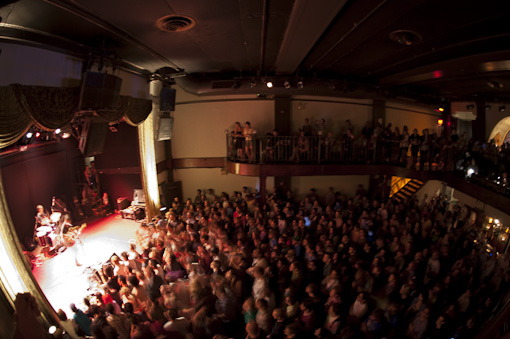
[43,182,509,339]
[228,119,510,193]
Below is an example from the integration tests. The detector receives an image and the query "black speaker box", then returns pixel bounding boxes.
[79,72,122,111]
[79,117,109,156]
[160,87,176,112]
[157,117,174,141]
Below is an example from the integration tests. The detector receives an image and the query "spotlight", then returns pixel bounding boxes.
[438,107,444,112]
[55,128,61,134]
[26,131,33,138]
[437,119,444,126]
[266,81,273,88]
[284,81,291,89]
[62,131,71,139]
[297,81,303,89]
[35,132,41,138]
[499,105,506,112]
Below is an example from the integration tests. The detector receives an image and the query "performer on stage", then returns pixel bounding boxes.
[35,205,50,227]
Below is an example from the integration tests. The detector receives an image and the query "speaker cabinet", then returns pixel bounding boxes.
[79,117,109,156]
[79,72,122,111]
[157,117,174,141]
[160,87,176,112]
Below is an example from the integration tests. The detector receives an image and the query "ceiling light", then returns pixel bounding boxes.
[26,131,33,138]
[284,81,291,89]
[499,105,506,112]
[55,128,61,134]
[266,81,273,88]
[297,81,303,89]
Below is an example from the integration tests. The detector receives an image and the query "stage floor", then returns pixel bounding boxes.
[31,214,140,316]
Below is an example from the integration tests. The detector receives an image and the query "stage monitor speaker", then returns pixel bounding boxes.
[79,117,109,157]
[79,72,122,111]
[160,87,176,112]
[157,117,174,141]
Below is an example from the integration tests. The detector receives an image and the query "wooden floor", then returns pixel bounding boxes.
[31,214,140,317]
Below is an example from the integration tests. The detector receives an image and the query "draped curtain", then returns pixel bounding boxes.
[0,171,58,326]
[0,84,152,149]
[138,110,160,220]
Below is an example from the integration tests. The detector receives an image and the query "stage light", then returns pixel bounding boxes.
[266,81,273,88]
[438,107,444,112]
[26,131,33,138]
[297,81,303,89]
[35,132,41,138]
[284,81,291,89]
[437,119,443,126]
[499,105,506,112]
[48,326,57,334]
[62,132,71,139]
[55,128,61,134]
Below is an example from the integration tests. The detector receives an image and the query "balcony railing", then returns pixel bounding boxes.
[226,134,510,197]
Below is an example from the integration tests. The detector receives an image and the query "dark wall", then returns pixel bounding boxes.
[95,123,140,168]
[95,122,142,206]
[1,140,81,246]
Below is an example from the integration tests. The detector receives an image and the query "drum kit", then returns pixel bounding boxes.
[35,212,63,255]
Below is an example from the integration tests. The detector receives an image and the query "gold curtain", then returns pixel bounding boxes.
[138,110,160,220]
[0,171,58,327]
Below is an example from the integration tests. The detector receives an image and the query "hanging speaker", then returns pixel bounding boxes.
[78,117,109,156]
[157,117,174,141]
[160,87,176,112]
[79,72,122,111]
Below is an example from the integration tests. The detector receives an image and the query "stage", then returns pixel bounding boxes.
[31,214,140,316]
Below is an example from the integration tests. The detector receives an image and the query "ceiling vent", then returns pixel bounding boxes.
[156,15,196,32]
[389,30,422,46]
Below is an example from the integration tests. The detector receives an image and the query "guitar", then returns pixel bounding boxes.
[63,223,87,246]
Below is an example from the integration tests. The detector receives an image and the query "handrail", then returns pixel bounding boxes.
[225,134,510,199]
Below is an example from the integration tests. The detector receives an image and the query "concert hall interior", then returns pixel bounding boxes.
[1,1,510,339]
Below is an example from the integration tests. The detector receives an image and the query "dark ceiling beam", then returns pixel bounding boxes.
[380,51,510,86]
[306,0,389,73]
[274,0,347,75]
[41,0,182,73]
